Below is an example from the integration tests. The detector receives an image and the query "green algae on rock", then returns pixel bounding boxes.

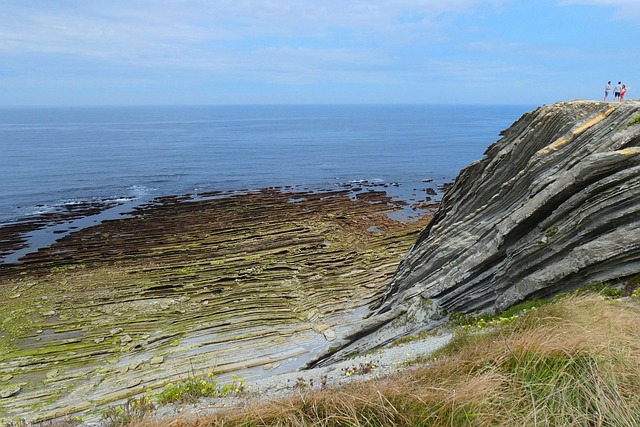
[0,188,432,422]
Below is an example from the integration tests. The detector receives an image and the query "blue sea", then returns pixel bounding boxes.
[0,104,531,225]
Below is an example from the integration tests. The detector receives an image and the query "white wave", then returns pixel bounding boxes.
[128,185,158,197]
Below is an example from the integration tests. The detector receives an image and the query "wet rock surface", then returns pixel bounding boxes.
[0,200,127,262]
[0,188,431,422]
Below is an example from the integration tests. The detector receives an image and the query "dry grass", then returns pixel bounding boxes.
[130,295,640,426]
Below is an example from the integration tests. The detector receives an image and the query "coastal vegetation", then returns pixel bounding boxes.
[82,287,640,427]
[156,374,245,405]
[627,114,640,127]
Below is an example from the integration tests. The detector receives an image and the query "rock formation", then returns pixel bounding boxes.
[315,100,640,363]
[0,188,429,421]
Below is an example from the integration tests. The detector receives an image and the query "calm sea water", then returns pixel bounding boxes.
[0,105,532,223]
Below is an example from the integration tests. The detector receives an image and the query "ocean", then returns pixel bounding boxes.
[0,104,531,222]
[0,104,532,262]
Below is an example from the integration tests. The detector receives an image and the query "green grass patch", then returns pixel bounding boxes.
[156,373,245,405]
[544,226,558,238]
[560,281,623,299]
[448,298,551,329]
[627,114,640,128]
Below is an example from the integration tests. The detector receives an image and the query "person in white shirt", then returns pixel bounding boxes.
[613,82,622,101]
[604,81,611,101]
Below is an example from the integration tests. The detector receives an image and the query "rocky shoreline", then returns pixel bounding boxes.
[0,198,132,263]
[312,100,640,365]
[0,186,436,422]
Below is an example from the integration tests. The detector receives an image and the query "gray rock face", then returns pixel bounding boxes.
[313,100,640,364]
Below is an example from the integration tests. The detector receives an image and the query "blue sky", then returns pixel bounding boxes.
[1,0,638,106]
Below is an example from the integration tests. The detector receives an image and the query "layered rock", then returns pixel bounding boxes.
[0,189,430,421]
[315,100,640,362]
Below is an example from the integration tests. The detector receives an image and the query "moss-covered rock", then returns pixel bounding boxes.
[0,188,430,422]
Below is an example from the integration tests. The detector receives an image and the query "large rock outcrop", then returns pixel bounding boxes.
[314,100,640,363]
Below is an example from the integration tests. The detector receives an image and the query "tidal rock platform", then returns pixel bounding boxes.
[0,188,432,421]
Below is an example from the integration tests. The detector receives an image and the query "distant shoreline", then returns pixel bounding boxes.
[0,180,445,265]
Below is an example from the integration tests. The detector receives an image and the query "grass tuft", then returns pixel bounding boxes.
[127,294,640,426]
[102,396,154,427]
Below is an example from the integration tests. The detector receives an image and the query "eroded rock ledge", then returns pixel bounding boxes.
[0,188,432,421]
[316,100,640,363]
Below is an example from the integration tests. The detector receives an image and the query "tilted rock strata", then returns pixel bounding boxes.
[0,189,430,421]
[315,100,640,363]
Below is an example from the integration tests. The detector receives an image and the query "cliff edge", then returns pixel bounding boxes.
[315,100,640,364]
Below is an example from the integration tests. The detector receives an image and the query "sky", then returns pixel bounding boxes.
[1,0,639,106]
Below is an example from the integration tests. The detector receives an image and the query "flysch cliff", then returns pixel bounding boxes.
[313,100,640,365]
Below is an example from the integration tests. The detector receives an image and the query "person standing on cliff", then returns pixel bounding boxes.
[620,85,627,101]
[604,81,611,101]
[613,82,622,101]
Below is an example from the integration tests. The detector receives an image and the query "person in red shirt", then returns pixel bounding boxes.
[620,85,627,101]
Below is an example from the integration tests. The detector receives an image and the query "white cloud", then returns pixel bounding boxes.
[0,0,517,94]
[0,0,501,60]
